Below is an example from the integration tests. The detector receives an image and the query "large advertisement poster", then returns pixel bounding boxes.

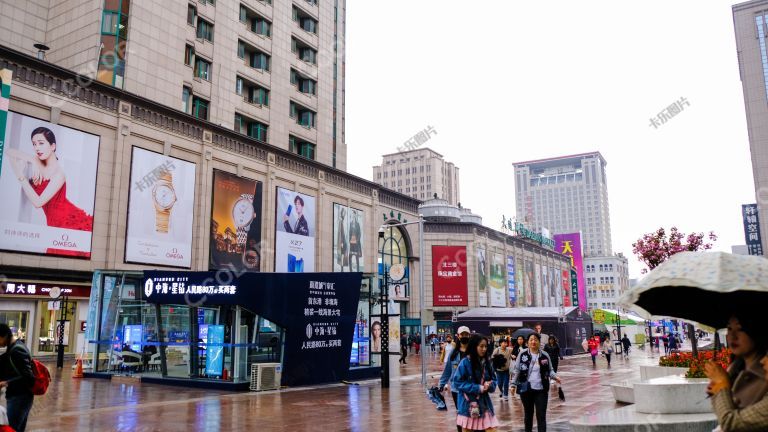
[507,256,516,307]
[517,260,525,308]
[477,247,487,307]
[742,204,763,255]
[0,112,100,258]
[541,266,550,307]
[275,187,316,272]
[432,245,468,306]
[561,270,572,307]
[524,259,534,307]
[333,204,364,272]
[534,263,543,307]
[554,233,586,311]
[0,69,11,178]
[549,267,560,307]
[210,170,263,272]
[490,252,505,307]
[126,147,196,267]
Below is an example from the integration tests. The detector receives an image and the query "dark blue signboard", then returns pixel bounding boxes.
[142,271,362,386]
[742,204,763,256]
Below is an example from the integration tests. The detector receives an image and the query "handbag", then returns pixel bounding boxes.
[516,381,530,394]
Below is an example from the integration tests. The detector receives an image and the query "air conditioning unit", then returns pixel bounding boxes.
[250,363,282,391]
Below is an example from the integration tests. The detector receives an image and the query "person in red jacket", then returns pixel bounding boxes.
[587,335,601,366]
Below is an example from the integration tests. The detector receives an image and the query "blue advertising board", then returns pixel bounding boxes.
[142,271,362,386]
[742,204,763,256]
[205,325,225,377]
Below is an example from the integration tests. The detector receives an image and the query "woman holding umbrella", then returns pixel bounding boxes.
[704,315,768,431]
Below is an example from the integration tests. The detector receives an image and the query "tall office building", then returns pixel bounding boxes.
[0,0,346,169]
[372,148,460,205]
[513,152,612,257]
[734,0,768,253]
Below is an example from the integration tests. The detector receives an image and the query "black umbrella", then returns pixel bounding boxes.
[510,328,536,341]
[620,252,768,329]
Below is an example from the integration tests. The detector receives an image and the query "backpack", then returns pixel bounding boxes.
[10,344,51,396]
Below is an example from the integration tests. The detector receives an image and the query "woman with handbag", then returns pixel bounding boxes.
[602,335,614,367]
[451,333,499,431]
[511,333,561,432]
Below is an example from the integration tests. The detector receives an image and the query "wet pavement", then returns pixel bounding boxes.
[20,347,666,431]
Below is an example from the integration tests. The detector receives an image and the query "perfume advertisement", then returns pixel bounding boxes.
[275,187,315,272]
[332,203,364,272]
[0,112,100,258]
[125,147,196,267]
[209,170,263,272]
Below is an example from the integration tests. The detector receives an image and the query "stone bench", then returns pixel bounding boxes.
[570,405,717,432]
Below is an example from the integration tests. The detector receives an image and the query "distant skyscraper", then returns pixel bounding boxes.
[513,152,612,257]
[734,0,768,255]
[373,148,460,205]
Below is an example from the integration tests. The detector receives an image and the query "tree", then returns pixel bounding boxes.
[631,227,717,356]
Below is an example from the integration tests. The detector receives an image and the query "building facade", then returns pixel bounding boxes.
[584,254,630,312]
[0,46,417,381]
[513,152,612,257]
[0,0,346,169]
[372,148,460,205]
[734,0,768,254]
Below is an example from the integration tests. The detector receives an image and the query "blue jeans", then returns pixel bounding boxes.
[496,370,509,397]
[7,393,34,432]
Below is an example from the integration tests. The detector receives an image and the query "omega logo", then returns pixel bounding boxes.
[52,233,77,248]
[166,248,184,259]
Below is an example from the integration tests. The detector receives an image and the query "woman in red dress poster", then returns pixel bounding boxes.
[7,127,93,256]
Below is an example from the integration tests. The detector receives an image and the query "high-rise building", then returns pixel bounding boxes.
[584,254,630,312]
[513,152,612,257]
[0,0,346,169]
[734,0,768,254]
[372,148,460,205]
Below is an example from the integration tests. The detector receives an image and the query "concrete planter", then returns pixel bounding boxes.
[639,365,689,381]
[634,376,712,414]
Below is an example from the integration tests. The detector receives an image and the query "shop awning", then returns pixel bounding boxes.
[458,307,579,320]
[592,309,646,325]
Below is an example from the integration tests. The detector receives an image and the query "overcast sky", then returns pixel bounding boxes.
[344,0,754,278]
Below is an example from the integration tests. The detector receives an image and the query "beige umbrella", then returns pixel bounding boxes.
[619,251,768,328]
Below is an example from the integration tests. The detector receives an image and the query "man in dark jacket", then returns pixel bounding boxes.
[0,323,35,431]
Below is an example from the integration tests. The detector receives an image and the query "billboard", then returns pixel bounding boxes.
[554,233,586,310]
[0,69,11,177]
[523,259,534,307]
[477,247,487,306]
[209,170,263,272]
[275,187,316,272]
[125,147,196,267]
[0,112,100,258]
[507,256,516,307]
[561,269,572,307]
[742,204,763,256]
[516,259,525,308]
[534,263,543,307]
[489,252,505,307]
[333,204,364,272]
[432,245,468,306]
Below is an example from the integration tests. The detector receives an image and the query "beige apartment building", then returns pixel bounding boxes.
[372,148,460,205]
[0,0,345,169]
[734,0,768,254]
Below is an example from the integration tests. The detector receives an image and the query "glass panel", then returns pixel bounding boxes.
[238,41,245,59]
[239,5,247,22]
[102,12,119,34]
[104,0,121,11]
[161,305,191,378]
[119,13,129,39]
[0,311,29,344]
[187,5,196,25]
[236,77,243,95]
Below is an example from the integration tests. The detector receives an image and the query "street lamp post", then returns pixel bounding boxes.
[378,227,390,389]
[379,216,427,390]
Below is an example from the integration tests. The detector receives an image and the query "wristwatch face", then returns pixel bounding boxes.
[153,184,176,209]
[233,198,254,227]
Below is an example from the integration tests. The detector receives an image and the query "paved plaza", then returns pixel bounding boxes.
[19,348,667,431]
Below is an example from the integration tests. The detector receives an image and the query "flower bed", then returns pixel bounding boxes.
[658,349,731,378]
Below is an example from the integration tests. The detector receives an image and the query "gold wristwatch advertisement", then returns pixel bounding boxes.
[125,147,196,268]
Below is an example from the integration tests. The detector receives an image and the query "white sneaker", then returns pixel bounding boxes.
[504,396,509,401]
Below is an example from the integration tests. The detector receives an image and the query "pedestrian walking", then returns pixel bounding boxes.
[512,336,527,361]
[704,314,768,431]
[543,335,563,373]
[511,333,562,432]
[621,334,632,358]
[533,323,549,347]
[662,335,670,355]
[442,335,454,364]
[452,333,499,431]
[668,332,679,354]
[602,335,613,367]
[415,333,421,355]
[491,338,513,401]
[431,335,438,353]
[0,324,35,432]
[587,335,600,366]
[399,334,408,365]
[439,326,472,432]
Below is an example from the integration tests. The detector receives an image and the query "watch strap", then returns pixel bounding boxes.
[156,208,171,233]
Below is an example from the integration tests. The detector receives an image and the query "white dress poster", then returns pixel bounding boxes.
[125,147,196,267]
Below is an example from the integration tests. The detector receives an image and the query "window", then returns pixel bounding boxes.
[239,4,247,22]
[194,57,211,80]
[102,11,119,34]
[290,136,316,160]
[250,52,270,71]
[306,0,317,4]
[184,44,194,66]
[238,40,245,59]
[252,17,271,36]
[187,4,196,25]
[236,77,243,95]
[290,102,316,128]
[192,96,209,120]
[196,18,213,42]
[290,69,317,95]
[234,113,245,133]
[301,17,317,33]
[292,38,317,64]
[199,0,214,5]
[247,86,269,105]
[248,121,267,141]
[182,86,191,113]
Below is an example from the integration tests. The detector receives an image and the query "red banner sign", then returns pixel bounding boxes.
[0,281,91,298]
[432,246,468,306]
